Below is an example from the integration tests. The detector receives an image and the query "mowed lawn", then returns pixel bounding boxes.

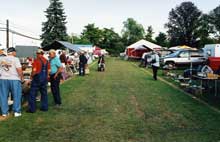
[0,58,220,142]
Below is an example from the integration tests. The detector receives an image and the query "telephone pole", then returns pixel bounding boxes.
[6,19,9,48]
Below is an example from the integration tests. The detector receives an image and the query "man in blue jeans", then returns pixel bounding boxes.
[49,49,63,107]
[26,49,50,113]
[0,47,23,119]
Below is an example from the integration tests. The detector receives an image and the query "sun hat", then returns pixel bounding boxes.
[36,49,44,54]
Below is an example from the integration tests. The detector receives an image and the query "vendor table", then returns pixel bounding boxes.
[192,75,220,96]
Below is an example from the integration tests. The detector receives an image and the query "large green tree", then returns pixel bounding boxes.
[81,24,123,55]
[155,32,168,47]
[165,1,202,47]
[197,14,215,47]
[99,28,124,55]
[209,5,220,40]
[41,0,68,47]
[81,23,103,46]
[122,18,145,46]
[68,33,91,44]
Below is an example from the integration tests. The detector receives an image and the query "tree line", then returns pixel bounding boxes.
[41,0,220,55]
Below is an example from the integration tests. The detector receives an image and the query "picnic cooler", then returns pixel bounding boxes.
[208,57,220,72]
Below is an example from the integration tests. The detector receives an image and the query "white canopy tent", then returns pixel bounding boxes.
[126,39,162,51]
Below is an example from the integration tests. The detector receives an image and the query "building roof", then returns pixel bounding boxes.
[42,40,82,52]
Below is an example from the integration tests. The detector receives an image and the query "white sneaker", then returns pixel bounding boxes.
[14,112,22,117]
[2,114,8,117]
[0,114,9,121]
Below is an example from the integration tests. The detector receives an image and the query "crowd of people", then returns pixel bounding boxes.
[0,45,159,120]
[0,46,94,120]
[0,47,91,120]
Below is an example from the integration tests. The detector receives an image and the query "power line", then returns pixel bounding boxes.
[9,21,39,37]
[0,28,41,41]
[0,23,6,26]
[10,29,41,41]
[1,20,40,38]
[0,19,6,24]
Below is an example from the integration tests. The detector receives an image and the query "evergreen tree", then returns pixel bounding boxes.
[145,26,155,42]
[155,32,168,47]
[41,0,68,47]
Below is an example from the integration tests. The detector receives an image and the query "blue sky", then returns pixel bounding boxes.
[0,0,219,47]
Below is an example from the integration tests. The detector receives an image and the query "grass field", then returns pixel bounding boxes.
[0,57,220,142]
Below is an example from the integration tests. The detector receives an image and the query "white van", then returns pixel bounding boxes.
[203,44,220,58]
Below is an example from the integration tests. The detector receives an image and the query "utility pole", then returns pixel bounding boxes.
[6,19,9,48]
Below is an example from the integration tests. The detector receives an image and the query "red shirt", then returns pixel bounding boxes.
[32,56,50,74]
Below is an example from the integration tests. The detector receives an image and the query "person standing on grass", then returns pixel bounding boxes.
[59,50,67,80]
[26,49,50,113]
[0,47,23,118]
[79,51,87,76]
[151,51,160,80]
[49,49,63,107]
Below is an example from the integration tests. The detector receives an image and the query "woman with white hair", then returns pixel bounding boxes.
[48,49,63,107]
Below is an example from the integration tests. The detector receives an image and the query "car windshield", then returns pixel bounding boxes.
[164,50,180,58]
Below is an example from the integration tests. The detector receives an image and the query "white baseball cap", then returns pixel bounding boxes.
[0,44,6,50]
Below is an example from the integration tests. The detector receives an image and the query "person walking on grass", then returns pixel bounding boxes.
[79,51,87,76]
[26,49,50,113]
[0,47,23,119]
[151,51,160,80]
[49,49,63,107]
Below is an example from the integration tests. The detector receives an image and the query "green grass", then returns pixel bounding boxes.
[0,57,220,142]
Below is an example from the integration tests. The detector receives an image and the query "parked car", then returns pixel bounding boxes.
[157,49,174,57]
[160,49,206,67]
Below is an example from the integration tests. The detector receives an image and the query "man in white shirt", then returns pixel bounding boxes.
[0,47,23,119]
[151,51,160,80]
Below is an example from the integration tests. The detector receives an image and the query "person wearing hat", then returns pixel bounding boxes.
[0,46,6,57]
[26,49,50,113]
[48,49,63,107]
[0,47,23,119]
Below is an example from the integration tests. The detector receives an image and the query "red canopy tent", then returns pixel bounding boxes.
[125,39,162,59]
[93,46,102,56]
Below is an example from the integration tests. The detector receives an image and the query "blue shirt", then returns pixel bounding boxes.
[49,56,62,75]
